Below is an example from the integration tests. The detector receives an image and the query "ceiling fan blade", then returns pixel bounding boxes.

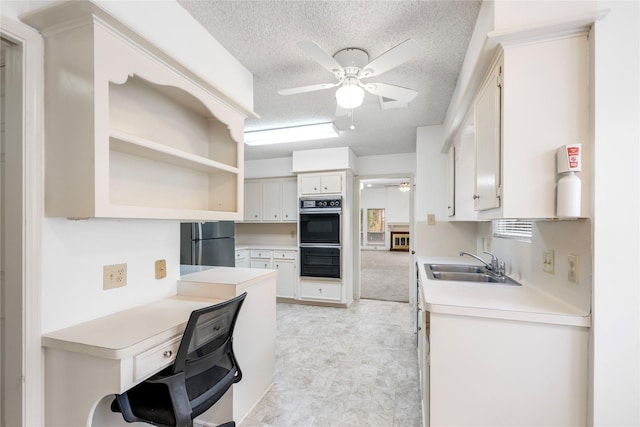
[297,40,344,76]
[363,82,418,103]
[278,82,340,96]
[361,39,421,78]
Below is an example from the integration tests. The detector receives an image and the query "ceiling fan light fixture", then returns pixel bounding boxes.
[244,122,339,146]
[336,80,364,109]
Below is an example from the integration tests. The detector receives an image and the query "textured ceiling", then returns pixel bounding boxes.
[178,1,482,161]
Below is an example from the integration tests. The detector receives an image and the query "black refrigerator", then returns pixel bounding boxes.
[180,221,235,267]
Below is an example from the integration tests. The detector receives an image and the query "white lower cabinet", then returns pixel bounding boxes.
[234,249,249,268]
[273,260,296,298]
[300,279,341,302]
[248,248,298,298]
[417,287,430,426]
[429,312,588,425]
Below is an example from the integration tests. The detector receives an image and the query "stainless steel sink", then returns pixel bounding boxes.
[427,264,485,274]
[425,264,521,286]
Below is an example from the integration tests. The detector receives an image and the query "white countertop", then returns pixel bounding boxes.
[44,268,279,357]
[178,266,278,299]
[235,245,298,251]
[419,257,591,327]
[42,295,225,359]
[180,266,277,287]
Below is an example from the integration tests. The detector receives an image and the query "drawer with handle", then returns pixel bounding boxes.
[134,335,181,381]
[273,251,296,260]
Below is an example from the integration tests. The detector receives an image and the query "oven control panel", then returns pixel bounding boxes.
[300,198,341,209]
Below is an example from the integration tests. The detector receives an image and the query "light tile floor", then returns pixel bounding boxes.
[241,300,422,427]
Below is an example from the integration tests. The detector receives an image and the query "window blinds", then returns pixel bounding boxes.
[493,220,533,242]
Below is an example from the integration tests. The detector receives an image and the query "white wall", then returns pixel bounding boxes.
[591,1,640,424]
[415,125,478,256]
[235,223,297,247]
[40,219,180,333]
[361,187,410,224]
[245,157,294,179]
[478,220,592,314]
[356,152,416,176]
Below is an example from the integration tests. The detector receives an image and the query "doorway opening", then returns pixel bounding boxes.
[357,176,413,303]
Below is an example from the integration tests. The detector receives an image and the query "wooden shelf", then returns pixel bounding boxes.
[109,129,239,175]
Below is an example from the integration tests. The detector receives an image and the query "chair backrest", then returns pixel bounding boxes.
[173,292,247,415]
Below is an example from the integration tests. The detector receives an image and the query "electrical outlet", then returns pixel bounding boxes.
[427,214,436,225]
[483,237,492,252]
[543,249,555,274]
[568,254,579,284]
[103,263,127,290]
[155,259,167,279]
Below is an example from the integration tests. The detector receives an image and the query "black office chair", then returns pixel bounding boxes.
[111,292,247,427]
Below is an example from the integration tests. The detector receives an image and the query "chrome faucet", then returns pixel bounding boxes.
[459,251,493,270]
[459,251,505,276]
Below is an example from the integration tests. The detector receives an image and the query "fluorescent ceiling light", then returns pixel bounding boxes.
[244,122,339,146]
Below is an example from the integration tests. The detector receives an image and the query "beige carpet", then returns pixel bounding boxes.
[360,249,411,302]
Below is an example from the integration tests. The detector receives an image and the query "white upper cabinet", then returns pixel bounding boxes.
[446,147,456,217]
[299,173,343,195]
[450,115,479,221]
[244,181,262,221]
[22,2,250,221]
[243,178,297,223]
[474,60,503,212]
[280,179,299,221]
[450,30,590,220]
[489,35,589,219]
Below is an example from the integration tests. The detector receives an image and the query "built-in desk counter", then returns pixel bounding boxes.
[43,267,277,427]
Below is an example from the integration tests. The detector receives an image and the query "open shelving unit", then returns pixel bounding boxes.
[23,1,251,221]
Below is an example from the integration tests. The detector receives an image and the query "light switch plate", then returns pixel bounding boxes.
[543,249,554,274]
[155,259,167,279]
[568,254,579,283]
[427,214,436,225]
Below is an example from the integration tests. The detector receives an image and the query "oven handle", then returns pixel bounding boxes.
[299,208,342,214]
[299,244,342,249]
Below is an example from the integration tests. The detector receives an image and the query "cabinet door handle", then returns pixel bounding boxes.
[473,195,480,200]
[163,350,173,358]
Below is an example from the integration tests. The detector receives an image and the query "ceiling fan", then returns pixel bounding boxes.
[278,39,421,110]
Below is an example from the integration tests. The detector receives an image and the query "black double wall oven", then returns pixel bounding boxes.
[299,197,341,279]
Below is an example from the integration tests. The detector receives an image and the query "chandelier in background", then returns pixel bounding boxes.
[399,182,410,192]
